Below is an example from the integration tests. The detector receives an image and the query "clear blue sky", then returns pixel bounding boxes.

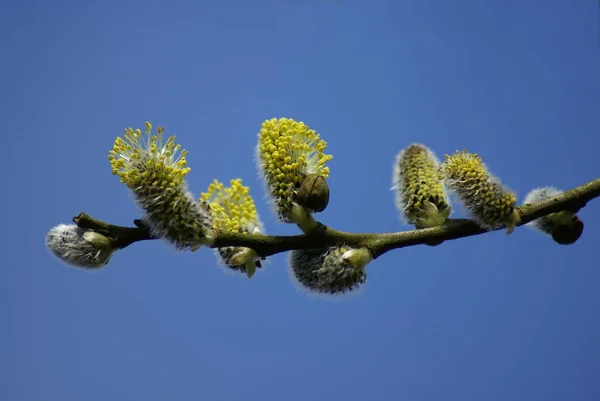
[2,1,599,400]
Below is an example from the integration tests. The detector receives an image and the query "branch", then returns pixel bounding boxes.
[72,213,155,250]
[74,178,600,260]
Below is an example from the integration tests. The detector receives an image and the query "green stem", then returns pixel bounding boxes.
[73,213,155,250]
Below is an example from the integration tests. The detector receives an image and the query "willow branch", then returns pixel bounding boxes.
[72,213,155,250]
[74,178,600,259]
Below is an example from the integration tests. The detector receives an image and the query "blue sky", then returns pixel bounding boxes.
[2,0,599,400]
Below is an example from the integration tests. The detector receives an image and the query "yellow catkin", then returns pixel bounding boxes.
[200,179,263,276]
[200,178,261,234]
[441,150,518,232]
[256,117,333,222]
[393,144,451,228]
[108,122,213,250]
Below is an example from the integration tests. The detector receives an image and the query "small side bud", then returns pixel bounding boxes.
[243,261,258,279]
[289,245,370,295]
[551,215,584,245]
[217,247,261,278]
[45,224,114,269]
[297,174,330,213]
[523,187,584,245]
[505,208,521,235]
[229,248,260,267]
[341,248,373,270]
[230,248,261,278]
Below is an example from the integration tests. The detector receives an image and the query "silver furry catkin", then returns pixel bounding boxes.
[524,187,584,245]
[289,246,371,295]
[45,224,114,269]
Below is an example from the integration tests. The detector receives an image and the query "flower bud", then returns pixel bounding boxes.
[289,246,371,295]
[45,224,114,269]
[440,150,520,234]
[524,187,584,245]
[297,174,330,213]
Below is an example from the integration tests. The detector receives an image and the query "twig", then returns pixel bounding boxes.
[73,178,600,259]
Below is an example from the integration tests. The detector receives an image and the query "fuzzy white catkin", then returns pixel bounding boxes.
[45,224,113,269]
[522,186,585,245]
[523,187,564,234]
[289,246,369,295]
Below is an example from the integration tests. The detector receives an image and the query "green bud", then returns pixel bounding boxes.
[216,246,262,278]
